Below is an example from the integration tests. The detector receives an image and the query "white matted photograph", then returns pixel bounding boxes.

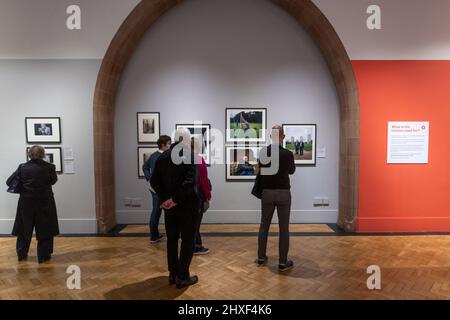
[282,124,317,166]
[137,146,159,178]
[26,147,63,174]
[25,117,61,143]
[176,124,211,165]
[226,108,267,144]
[226,146,262,181]
[137,112,160,144]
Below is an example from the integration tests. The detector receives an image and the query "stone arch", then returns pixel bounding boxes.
[93,0,360,233]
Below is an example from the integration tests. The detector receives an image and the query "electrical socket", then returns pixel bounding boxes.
[313,197,330,207]
[123,198,132,207]
[131,198,142,208]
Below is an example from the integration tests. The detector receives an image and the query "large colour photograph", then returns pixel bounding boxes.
[283,124,317,165]
[226,108,266,143]
[226,146,261,181]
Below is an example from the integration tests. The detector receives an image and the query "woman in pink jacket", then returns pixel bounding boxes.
[192,138,212,255]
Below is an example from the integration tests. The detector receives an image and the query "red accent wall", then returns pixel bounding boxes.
[353,61,450,232]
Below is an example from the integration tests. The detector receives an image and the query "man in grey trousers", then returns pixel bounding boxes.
[256,125,296,272]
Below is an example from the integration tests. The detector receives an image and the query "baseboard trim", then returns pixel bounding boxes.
[357,216,450,233]
[116,209,338,224]
[0,218,97,235]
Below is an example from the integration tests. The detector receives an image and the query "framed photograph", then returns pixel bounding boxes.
[176,124,211,165]
[138,147,159,178]
[282,124,317,166]
[226,108,267,144]
[26,147,63,174]
[25,117,61,143]
[137,112,160,144]
[226,146,262,181]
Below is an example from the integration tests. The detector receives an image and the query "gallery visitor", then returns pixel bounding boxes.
[191,137,212,255]
[255,125,296,272]
[143,135,172,243]
[6,145,59,263]
[151,128,200,289]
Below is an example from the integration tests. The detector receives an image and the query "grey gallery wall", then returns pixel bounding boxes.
[115,0,340,224]
[0,60,99,233]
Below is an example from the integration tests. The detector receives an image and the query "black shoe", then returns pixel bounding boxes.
[255,256,268,266]
[150,234,164,244]
[176,275,198,289]
[169,274,176,285]
[194,247,209,255]
[38,255,51,264]
[17,254,28,262]
[278,260,294,272]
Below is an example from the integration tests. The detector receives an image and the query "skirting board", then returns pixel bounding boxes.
[0,218,97,235]
[116,209,338,225]
[357,217,450,233]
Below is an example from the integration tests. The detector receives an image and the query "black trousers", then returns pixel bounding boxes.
[16,235,54,259]
[194,203,205,248]
[165,211,199,280]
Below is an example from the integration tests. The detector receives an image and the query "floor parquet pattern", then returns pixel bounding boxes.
[0,235,449,300]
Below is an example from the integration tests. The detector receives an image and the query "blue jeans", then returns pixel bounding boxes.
[149,192,162,241]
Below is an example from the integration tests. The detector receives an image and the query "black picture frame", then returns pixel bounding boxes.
[175,123,211,165]
[137,112,160,144]
[225,144,263,182]
[25,117,62,144]
[26,146,63,174]
[282,124,317,166]
[225,108,267,144]
[137,146,159,179]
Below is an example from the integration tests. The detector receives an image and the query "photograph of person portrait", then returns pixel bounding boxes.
[226,108,267,144]
[26,147,63,173]
[226,146,261,181]
[282,124,317,165]
[138,147,159,178]
[34,123,52,136]
[137,112,160,144]
[25,117,61,143]
[176,124,211,165]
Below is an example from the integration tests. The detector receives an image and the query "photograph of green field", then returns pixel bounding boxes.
[226,108,266,143]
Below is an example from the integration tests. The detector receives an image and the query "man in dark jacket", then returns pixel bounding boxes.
[143,135,172,243]
[256,125,296,272]
[7,145,59,263]
[151,128,200,289]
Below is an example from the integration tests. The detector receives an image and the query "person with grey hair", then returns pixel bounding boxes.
[151,128,201,289]
[255,125,296,272]
[6,145,59,263]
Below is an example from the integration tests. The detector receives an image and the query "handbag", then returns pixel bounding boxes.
[251,173,263,199]
[6,165,23,194]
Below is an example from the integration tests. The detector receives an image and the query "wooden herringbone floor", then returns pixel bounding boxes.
[0,233,449,300]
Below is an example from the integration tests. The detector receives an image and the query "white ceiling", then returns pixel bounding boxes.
[0,0,449,59]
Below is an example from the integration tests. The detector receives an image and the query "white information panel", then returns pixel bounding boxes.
[387,122,429,164]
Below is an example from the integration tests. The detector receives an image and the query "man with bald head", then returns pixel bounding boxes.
[151,128,200,288]
[256,125,296,272]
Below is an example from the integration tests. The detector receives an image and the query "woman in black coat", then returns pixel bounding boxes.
[6,145,59,263]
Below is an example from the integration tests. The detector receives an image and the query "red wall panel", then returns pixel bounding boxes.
[353,61,450,232]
